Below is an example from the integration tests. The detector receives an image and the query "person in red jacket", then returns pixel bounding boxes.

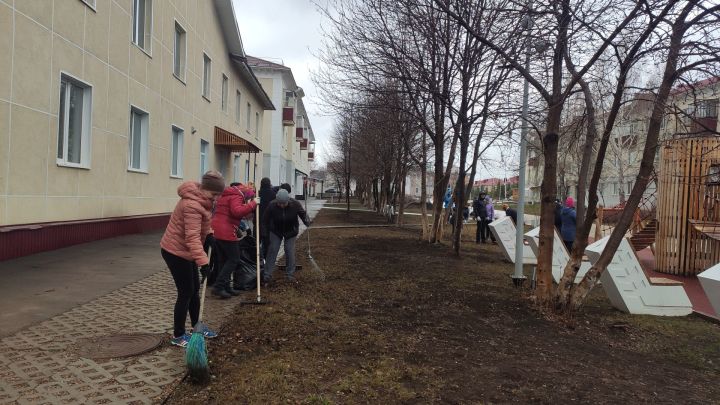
[210,183,257,298]
[160,171,224,347]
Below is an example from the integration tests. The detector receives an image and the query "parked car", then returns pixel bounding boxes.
[321,188,342,198]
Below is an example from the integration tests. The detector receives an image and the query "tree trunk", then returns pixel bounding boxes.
[567,10,686,310]
[536,131,561,301]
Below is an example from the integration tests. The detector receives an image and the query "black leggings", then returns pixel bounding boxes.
[161,249,200,338]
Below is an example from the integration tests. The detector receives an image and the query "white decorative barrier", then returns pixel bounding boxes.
[524,227,591,284]
[698,263,720,317]
[488,217,536,265]
[585,236,692,316]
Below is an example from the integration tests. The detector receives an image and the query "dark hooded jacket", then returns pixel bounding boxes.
[263,198,310,239]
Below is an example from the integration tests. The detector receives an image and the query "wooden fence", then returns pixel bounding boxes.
[656,136,720,276]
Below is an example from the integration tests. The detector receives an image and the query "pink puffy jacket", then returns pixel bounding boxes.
[160,182,213,266]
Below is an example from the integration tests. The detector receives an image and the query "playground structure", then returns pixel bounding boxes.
[655,135,720,276]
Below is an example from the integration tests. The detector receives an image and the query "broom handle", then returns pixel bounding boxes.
[255,200,262,302]
[198,246,211,323]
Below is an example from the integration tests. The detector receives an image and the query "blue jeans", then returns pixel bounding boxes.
[263,233,297,281]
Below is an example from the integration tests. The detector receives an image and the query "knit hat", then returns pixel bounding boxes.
[276,189,290,203]
[566,196,575,208]
[201,170,225,193]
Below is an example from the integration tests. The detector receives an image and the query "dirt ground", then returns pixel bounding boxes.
[167,208,720,404]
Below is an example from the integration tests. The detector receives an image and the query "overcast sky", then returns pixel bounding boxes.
[232,0,332,166]
[232,0,514,180]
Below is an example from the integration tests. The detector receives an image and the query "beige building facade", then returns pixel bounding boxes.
[0,0,273,228]
[246,56,315,197]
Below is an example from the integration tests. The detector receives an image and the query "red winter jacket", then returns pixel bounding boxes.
[160,182,214,266]
[211,186,257,241]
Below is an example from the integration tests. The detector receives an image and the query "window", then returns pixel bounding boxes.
[132,0,152,53]
[245,159,250,183]
[708,164,720,185]
[246,103,251,131]
[255,112,260,138]
[284,91,295,107]
[171,126,183,177]
[129,107,149,171]
[173,22,186,81]
[233,155,240,182]
[696,99,718,118]
[202,53,211,99]
[235,91,241,123]
[200,140,209,176]
[221,74,228,111]
[57,74,92,167]
[613,182,619,195]
[627,181,634,194]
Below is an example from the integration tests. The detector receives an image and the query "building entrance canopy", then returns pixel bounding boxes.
[214,126,261,153]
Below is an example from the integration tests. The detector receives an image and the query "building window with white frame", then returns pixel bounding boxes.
[171,126,183,178]
[173,22,186,81]
[129,107,149,171]
[57,74,92,167]
[202,53,211,99]
[233,155,240,182]
[255,112,260,138]
[221,74,228,111]
[245,159,250,183]
[246,102,251,132]
[132,0,152,53]
[235,91,241,124]
[200,140,209,176]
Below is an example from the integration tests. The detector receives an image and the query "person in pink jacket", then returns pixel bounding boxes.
[160,171,225,347]
[210,183,257,298]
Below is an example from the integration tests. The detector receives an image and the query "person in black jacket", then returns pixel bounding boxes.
[502,204,518,224]
[262,189,311,283]
[258,178,276,263]
[473,192,487,243]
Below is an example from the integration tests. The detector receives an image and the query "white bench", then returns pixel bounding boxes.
[585,236,692,316]
[523,227,591,284]
[698,263,720,317]
[488,216,536,265]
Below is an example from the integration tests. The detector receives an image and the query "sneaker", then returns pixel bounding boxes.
[170,333,191,348]
[197,325,218,339]
[211,288,232,299]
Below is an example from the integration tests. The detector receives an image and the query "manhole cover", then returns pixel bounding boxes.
[75,333,164,359]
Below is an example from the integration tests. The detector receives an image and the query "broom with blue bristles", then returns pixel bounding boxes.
[186,245,212,383]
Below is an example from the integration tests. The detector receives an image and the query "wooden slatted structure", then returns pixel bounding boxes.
[214,126,261,153]
[656,135,720,275]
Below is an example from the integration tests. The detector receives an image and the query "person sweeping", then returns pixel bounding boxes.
[160,171,225,348]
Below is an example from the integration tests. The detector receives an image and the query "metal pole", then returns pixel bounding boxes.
[513,37,531,286]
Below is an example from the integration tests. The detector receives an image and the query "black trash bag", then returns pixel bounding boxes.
[233,236,258,290]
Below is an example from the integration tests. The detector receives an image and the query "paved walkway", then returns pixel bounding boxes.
[0,199,325,404]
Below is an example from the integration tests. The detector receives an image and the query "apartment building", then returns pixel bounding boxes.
[525,93,657,207]
[0,0,273,259]
[245,56,315,197]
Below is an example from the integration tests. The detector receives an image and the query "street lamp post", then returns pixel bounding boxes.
[512,18,532,287]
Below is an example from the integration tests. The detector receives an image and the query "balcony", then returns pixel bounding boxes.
[282,107,294,126]
[296,127,304,140]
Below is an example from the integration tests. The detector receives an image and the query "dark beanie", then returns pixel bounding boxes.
[201,170,225,193]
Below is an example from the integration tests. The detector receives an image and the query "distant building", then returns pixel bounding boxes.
[246,56,314,197]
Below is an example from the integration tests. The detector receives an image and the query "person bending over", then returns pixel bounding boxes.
[262,189,311,284]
